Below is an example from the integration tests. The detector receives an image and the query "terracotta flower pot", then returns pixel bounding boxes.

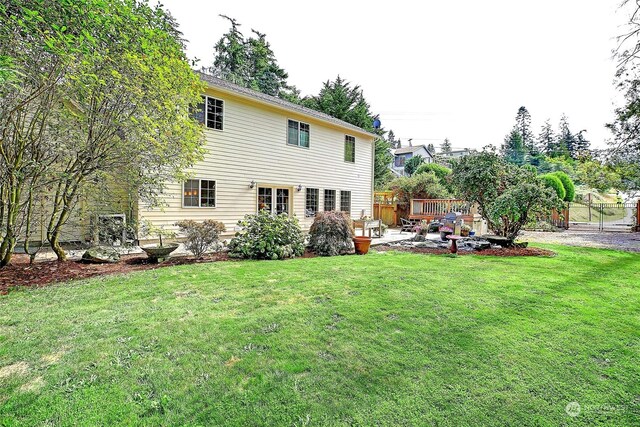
[353,236,372,255]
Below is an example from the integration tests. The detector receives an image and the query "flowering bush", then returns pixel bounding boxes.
[228,211,304,260]
[439,226,453,233]
[308,211,354,256]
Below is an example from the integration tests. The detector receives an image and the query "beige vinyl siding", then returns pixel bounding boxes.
[139,87,374,237]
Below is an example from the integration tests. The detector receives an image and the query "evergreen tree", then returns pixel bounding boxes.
[538,119,557,156]
[211,16,298,101]
[502,128,527,165]
[245,29,290,97]
[374,134,394,189]
[427,143,435,154]
[303,76,373,130]
[440,138,452,155]
[211,15,247,85]
[388,130,397,148]
[574,130,591,157]
[404,155,424,176]
[557,114,577,159]
[514,106,537,154]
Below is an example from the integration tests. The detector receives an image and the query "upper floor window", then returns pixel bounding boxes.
[287,119,310,148]
[344,135,355,163]
[394,155,408,167]
[183,179,216,208]
[195,96,224,130]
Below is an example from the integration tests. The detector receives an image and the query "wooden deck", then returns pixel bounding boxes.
[409,199,476,223]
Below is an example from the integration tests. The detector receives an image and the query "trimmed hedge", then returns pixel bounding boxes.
[552,171,575,202]
[540,174,566,201]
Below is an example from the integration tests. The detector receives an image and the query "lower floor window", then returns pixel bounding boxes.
[324,189,336,211]
[276,188,290,215]
[258,187,272,212]
[305,188,319,217]
[340,190,351,214]
[258,186,290,215]
[183,179,216,207]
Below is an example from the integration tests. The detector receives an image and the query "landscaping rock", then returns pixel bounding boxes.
[81,246,120,264]
[415,241,439,248]
[483,235,514,247]
[413,234,426,242]
[467,240,491,250]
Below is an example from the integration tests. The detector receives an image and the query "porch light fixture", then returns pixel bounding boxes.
[249,180,256,189]
[296,184,303,192]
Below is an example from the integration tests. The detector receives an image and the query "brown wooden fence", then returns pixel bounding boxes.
[373,191,399,226]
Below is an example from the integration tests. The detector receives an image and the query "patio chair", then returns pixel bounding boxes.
[400,218,417,234]
[442,212,459,229]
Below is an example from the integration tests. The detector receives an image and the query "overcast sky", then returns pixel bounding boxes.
[161,0,628,151]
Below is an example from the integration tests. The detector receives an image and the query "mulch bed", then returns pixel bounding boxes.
[0,252,233,293]
[374,245,556,257]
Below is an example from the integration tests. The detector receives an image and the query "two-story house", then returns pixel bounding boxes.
[138,73,377,237]
[391,144,434,176]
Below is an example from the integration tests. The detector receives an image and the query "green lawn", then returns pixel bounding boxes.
[1,245,639,426]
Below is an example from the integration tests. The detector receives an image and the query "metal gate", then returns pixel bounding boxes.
[568,202,638,232]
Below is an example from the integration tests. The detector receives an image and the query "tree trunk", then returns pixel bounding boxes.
[49,232,66,262]
[0,181,22,267]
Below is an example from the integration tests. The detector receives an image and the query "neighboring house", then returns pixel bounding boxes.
[138,72,377,240]
[390,145,434,176]
[441,148,475,159]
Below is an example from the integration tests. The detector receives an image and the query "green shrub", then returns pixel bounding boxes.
[176,219,226,258]
[540,174,566,200]
[415,163,452,181]
[387,172,449,205]
[404,155,425,176]
[552,171,575,201]
[228,211,304,260]
[308,211,354,256]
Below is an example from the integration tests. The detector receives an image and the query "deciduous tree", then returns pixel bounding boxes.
[450,150,562,240]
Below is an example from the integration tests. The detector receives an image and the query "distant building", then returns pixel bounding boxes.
[441,148,475,159]
[391,144,435,176]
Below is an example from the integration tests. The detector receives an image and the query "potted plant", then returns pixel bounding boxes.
[460,224,471,237]
[439,226,453,241]
[140,220,179,262]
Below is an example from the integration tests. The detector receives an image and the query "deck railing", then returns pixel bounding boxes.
[411,199,474,217]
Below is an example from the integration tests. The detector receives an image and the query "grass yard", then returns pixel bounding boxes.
[1,245,639,426]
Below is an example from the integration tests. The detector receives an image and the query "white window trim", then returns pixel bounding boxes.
[202,95,224,132]
[256,185,293,216]
[344,134,356,163]
[305,187,320,217]
[286,118,310,149]
[182,179,217,208]
[340,190,352,213]
[323,188,337,212]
